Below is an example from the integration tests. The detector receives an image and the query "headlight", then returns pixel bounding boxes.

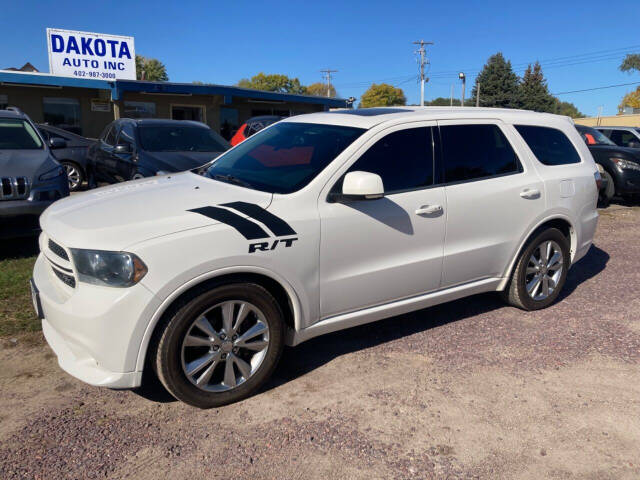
[611,158,640,172]
[39,166,64,181]
[70,249,147,287]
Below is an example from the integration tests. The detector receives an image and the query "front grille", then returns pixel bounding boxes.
[48,239,69,261]
[52,267,76,288]
[0,177,30,200]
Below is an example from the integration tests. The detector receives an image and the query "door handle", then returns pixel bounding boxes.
[415,204,443,215]
[520,188,541,199]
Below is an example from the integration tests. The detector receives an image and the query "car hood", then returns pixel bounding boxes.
[0,149,55,178]
[142,151,225,172]
[588,145,640,163]
[40,171,272,250]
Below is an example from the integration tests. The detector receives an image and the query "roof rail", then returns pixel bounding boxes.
[3,106,23,114]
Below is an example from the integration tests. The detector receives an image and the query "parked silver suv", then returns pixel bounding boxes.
[0,109,69,238]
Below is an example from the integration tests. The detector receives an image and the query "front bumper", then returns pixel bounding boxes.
[0,174,69,238]
[614,168,640,195]
[33,252,160,389]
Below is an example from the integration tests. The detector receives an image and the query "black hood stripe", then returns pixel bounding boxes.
[189,206,270,240]
[221,201,297,237]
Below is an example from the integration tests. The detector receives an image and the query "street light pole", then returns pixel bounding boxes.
[459,72,466,107]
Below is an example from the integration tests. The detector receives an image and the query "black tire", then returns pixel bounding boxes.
[601,169,615,204]
[61,161,84,192]
[155,283,285,408]
[502,228,570,311]
[131,172,145,180]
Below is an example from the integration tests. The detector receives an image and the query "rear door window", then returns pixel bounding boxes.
[104,125,117,146]
[514,125,581,166]
[440,124,522,183]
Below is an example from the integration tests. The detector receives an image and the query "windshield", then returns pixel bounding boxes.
[205,122,365,194]
[139,125,228,152]
[0,119,44,150]
[579,127,616,146]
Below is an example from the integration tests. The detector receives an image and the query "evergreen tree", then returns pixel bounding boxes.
[519,62,556,112]
[471,53,520,108]
[135,55,168,81]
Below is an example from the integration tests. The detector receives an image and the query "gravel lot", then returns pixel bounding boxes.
[1,204,639,480]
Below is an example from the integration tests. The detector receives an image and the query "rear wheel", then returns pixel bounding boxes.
[155,283,285,408]
[502,228,570,310]
[132,172,145,180]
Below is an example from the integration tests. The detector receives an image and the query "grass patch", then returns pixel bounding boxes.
[0,237,39,337]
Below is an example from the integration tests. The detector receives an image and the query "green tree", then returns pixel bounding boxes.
[471,52,520,108]
[618,88,640,113]
[620,54,640,74]
[425,97,474,106]
[306,82,337,98]
[518,62,556,113]
[135,55,168,81]
[359,83,406,108]
[554,100,584,118]
[237,73,306,94]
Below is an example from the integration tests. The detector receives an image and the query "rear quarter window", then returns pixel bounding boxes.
[515,125,581,166]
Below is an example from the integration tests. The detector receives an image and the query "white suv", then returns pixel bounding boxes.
[32,107,599,407]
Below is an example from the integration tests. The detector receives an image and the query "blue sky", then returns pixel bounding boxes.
[2,0,639,116]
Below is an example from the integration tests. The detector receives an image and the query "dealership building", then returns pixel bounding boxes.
[0,70,348,139]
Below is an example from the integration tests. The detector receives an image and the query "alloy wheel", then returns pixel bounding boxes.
[181,301,270,392]
[63,163,81,190]
[525,240,564,301]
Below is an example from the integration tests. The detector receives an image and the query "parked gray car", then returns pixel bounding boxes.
[0,109,69,238]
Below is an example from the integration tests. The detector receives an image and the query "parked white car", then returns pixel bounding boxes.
[32,107,600,407]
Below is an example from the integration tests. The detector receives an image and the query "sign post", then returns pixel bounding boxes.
[46,28,136,80]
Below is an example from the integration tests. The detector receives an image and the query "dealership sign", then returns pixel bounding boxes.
[47,28,136,80]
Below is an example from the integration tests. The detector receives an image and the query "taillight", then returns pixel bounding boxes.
[594,171,602,190]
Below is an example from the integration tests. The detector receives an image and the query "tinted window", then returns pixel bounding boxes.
[577,126,615,146]
[139,125,228,152]
[441,124,521,182]
[104,126,117,146]
[347,127,433,192]
[0,119,44,150]
[515,125,580,166]
[118,123,136,147]
[609,129,638,148]
[206,122,365,194]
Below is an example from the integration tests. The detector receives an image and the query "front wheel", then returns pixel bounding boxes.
[62,162,84,191]
[502,228,570,310]
[155,283,285,408]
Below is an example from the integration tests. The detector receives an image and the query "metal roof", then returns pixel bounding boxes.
[0,70,348,108]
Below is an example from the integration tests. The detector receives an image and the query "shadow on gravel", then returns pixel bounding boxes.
[129,244,609,404]
[0,236,39,261]
[268,244,609,392]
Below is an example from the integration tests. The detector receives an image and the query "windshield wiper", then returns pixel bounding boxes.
[212,173,253,189]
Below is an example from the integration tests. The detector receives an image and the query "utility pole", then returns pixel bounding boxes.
[459,72,466,107]
[450,84,454,106]
[320,69,338,97]
[476,82,480,107]
[413,40,434,106]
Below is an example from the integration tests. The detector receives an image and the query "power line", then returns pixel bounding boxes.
[553,81,640,95]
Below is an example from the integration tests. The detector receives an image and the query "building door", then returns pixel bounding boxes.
[171,105,204,122]
[219,107,239,141]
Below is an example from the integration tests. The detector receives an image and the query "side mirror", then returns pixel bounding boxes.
[49,137,66,149]
[114,143,131,154]
[341,171,384,200]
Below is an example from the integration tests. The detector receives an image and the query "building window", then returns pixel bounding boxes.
[219,107,239,140]
[123,101,156,119]
[43,97,81,135]
[0,95,7,110]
